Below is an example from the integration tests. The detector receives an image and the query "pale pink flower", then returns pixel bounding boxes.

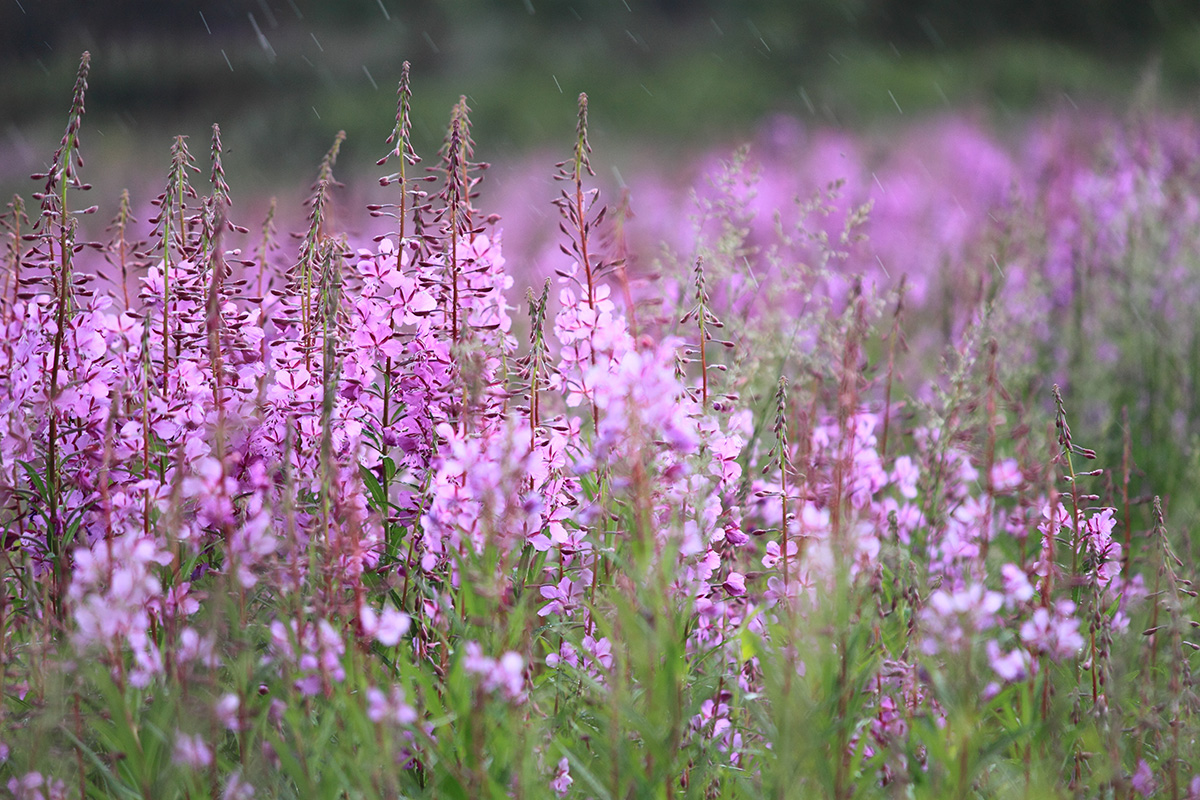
[551,757,573,796]
[172,732,214,769]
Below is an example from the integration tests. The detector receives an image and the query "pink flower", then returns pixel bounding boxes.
[216,693,242,732]
[986,641,1030,682]
[462,642,526,700]
[551,756,573,796]
[1001,564,1036,605]
[990,459,1022,493]
[1019,601,1084,660]
[360,605,411,647]
[921,584,1002,654]
[539,574,589,618]
[366,685,418,726]
[891,455,920,499]
[7,772,67,800]
[1131,760,1156,797]
[222,769,255,800]
[173,732,214,769]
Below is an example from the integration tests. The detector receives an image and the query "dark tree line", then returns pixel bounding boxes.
[3,0,1195,63]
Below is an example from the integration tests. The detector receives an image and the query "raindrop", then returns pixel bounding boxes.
[311,33,324,52]
[423,31,440,54]
[248,13,277,62]
[552,74,563,94]
[523,0,534,13]
[1062,92,1078,109]
[221,50,234,71]
[199,11,211,35]
[363,65,378,90]
[256,0,279,28]
[625,30,649,52]
[919,16,945,49]
[640,83,652,96]
[312,107,321,120]
[888,90,903,114]
[798,86,815,115]
[13,0,25,12]
[376,0,391,21]
[286,0,303,19]
[710,18,723,36]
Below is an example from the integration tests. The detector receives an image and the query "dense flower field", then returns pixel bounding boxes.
[3,52,1200,799]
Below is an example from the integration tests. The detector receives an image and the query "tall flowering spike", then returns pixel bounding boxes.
[103,189,140,309]
[209,123,232,215]
[679,256,733,408]
[554,92,606,311]
[257,197,278,296]
[295,179,330,360]
[519,278,554,445]
[1144,496,1194,701]
[438,110,466,347]
[151,134,200,385]
[319,241,344,527]
[29,52,95,304]
[294,131,346,362]
[154,135,201,262]
[573,92,594,180]
[879,275,908,459]
[450,95,485,240]
[315,130,347,195]
[31,52,91,205]
[375,61,421,241]
[25,52,93,618]
[1,195,30,312]
[202,124,246,264]
[764,376,794,591]
[204,200,230,480]
[1051,383,1098,579]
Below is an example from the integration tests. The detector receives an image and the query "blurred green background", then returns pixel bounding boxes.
[3,0,1200,202]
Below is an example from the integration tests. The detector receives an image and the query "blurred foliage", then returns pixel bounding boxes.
[5,0,1197,58]
[2,0,1199,199]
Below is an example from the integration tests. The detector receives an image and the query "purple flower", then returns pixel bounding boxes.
[538,574,589,618]
[222,769,255,800]
[723,571,747,597]
[1131,760,1156,797]
[551,756,573,796]
[1001,564,1036,605]
[985,641,1030,682]
[366,685,418,726]
[461,642,526,700]
[360,605,411,647]
[172,732,214,769]
[920,584,1003,654]
[1019,601,1084,661]
[7,773,67,800]
[216,693,242,732]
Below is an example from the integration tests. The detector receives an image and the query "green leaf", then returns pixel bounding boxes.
[359,464,387,513]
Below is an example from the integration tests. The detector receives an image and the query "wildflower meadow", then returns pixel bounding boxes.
[4,52,1200,799]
